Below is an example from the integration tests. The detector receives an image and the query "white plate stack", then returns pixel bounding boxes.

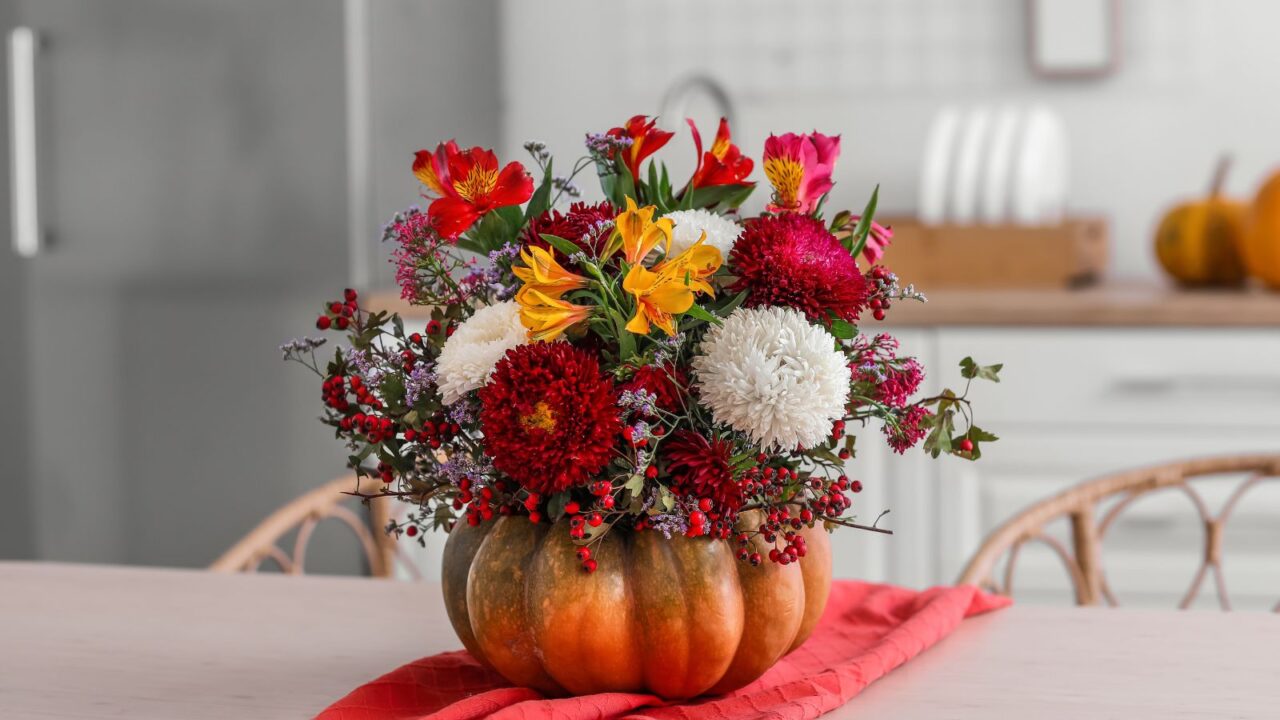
[919,104,1069,226]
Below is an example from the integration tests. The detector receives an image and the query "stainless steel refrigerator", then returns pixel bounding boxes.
[0,0,501,569]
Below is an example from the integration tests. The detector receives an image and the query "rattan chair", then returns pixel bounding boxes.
[958,454,1280,610]
[211,475,399,577]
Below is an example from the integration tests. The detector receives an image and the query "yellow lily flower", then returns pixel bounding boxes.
[623,237,722,336]
[656,235,721,295]
[512,245,588,300]
[614,197,672,265]
[516,287,592,342]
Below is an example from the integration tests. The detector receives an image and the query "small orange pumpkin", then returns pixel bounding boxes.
[1243,167,1280,288]
[1154,156,1248,286]
[441,513,831,699]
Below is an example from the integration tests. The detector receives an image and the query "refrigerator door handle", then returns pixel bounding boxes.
[8,26,40,258]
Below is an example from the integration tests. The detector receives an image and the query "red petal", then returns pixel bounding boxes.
[427,196,481,239]
[687,118,705,179]
[488,162,534,207]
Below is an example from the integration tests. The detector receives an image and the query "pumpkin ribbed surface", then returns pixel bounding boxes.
[1245,172,1280,288]
[440,515,832,699]
[1155,199,1248,286]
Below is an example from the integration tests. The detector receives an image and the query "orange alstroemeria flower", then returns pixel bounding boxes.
[516,287,592,342]
[412,142,534,239]
[512,246,588,300]
[607,115,674,180]
[689,117,754,189]
[623,238,722,336]
[614,197,673,265]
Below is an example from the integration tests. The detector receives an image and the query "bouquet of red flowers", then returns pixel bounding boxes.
[286,114,999,570]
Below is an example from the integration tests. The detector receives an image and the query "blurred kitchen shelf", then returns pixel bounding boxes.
[882,282,1280,327]
[368,282,1280,328]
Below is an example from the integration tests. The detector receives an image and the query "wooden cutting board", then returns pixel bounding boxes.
[877,216,1109,289]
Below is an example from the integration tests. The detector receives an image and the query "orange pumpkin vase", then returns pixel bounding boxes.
[441,513,832,699]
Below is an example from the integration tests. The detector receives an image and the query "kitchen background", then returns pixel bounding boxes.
[3,0,1279,606]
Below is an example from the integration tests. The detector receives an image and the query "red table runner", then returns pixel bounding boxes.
[318,580,1010,720]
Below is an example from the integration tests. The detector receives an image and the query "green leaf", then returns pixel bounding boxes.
[828,318,857,340]
[968,425,1000,442]
[524,161,554,223]
[616,165,637,206]
[829,209,853,233]
[682,302,721,326]
[921,408,955,459]
[686,183,755,211]
[959,357,1003,382]
[657,486,675,512]
[547,492,570,520]
[539,233,583,258]
[811,448,845,465]
[710,290,748,318]
[623,473,645,494]
[847,185,880,257]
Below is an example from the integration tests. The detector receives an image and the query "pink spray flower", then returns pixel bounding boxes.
[762,132,841,214]
[855,217,894,264]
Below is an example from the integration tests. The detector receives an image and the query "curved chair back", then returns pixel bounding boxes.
[959,455,1280,610]
[211,475,399,577]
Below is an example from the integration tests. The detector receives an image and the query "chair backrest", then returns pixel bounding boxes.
[211,475,399,577]
[959,454,1280,610]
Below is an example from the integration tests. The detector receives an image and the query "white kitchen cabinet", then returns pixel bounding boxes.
[840,326,1280,609]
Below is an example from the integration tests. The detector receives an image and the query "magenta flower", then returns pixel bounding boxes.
[762,132,841,214]
[855,216,895,264]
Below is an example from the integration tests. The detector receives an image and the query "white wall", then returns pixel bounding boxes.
[500,0,1280,280]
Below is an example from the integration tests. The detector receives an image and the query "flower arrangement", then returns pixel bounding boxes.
[285,115,1000,574]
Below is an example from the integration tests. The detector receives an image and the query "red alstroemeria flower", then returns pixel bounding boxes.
[688,117,754,189]
[412,142,534,239]
[762,131,841,214]
[607,115,674,180]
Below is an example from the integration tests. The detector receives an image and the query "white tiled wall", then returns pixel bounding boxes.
[500,0,1280,280]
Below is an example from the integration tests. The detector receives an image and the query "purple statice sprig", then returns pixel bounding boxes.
[404,364,437,406]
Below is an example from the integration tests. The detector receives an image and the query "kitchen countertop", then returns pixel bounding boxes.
[368,282,1280,328]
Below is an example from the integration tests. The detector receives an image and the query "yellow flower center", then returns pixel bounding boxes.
[453,167,498,202]
[710,135,731,161]
[519,401,557,432]
[763,156,803,209]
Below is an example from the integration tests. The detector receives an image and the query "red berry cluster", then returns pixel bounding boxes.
[457,478,517,526]
[316,288,359,330]
[342,411,395,444]
[321,375,352,413]
[403,415,459,450]
[375,461,396,484]
[866,267,893,321]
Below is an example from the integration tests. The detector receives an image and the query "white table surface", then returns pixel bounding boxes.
[1,561,1276,719]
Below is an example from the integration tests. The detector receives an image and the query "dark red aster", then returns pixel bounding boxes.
[729,213,869,323]
[663,431,745,511]
[478,343,621,495]
[521,201,617,263]
[619,364,690,415]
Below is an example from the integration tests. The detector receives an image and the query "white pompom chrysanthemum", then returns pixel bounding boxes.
[435,301,526,405]
[692,305,850,450]
[665,209,743,258]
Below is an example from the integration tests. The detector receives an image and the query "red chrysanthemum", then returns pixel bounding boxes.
[479,343,621,494]
[729,213,869,322]
[664,431,745,511]
[522,201,617,263]
[620,364,689,415]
